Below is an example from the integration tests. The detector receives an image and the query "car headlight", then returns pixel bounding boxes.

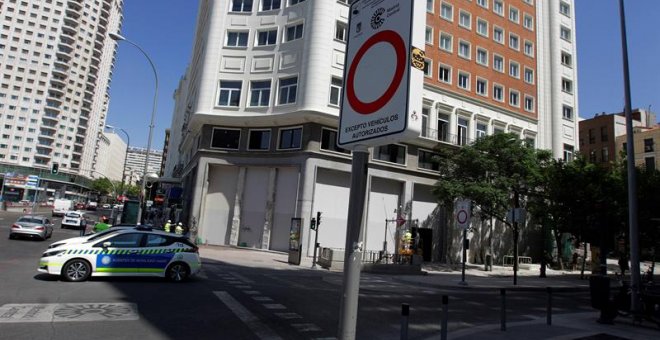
[43,249,66,257]
[48,243,64,249]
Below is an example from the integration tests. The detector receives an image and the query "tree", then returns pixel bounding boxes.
[90,178,116,196]
[432,133,552,283]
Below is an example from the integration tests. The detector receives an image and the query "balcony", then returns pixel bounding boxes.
[50,76,66,87]
[420,127,474,147]
[52,65,68,78]
[63,17,79,29]
[62,23,77,36]
[65,7,81,19]
[50,85,65,95]
[68,0,83,11]
[39,130,56,139]
[36,148,53,156]
[37,140,54,148]
[46,100,62,110]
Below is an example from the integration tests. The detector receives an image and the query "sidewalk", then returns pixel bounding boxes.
[199,246,660,339]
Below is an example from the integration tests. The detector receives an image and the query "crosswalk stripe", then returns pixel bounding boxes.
[213,291,282,340]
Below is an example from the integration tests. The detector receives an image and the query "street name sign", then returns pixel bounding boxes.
[338,0,425,149]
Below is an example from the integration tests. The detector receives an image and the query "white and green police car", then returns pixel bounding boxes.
[39,227,201,282]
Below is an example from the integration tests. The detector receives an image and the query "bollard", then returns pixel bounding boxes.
[547,287,552,325]
[500,288,506,331]
[401,303,409,340]
[441,295,448,340]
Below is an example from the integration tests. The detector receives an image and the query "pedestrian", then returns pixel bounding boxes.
[93,217,110,233]
[164,219,171,233]
[175,222,184,235]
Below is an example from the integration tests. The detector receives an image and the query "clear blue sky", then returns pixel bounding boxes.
[107,0,660,148]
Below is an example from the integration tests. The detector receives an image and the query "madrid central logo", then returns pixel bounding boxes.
[371,8,385,29]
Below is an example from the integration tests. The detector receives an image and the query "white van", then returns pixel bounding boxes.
[52,199,73,217]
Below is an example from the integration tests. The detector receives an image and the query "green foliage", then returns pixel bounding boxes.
[432,133,551,225]
[90,178,117,196]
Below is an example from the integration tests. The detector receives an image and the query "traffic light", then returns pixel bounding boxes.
[316,211,322,227]
[51,162,59,174]
[310,217,316,230]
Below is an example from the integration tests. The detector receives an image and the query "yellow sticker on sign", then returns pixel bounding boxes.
[411,47,425,71]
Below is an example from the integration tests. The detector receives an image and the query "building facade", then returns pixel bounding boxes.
[95,130,126,182]
[163,0,579,262]
[0,0,124,196]
[615,124,660,172]
[124,146,162,185]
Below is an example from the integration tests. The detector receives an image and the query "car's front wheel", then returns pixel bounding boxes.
[166,262,190,282]
[62,259,91,282]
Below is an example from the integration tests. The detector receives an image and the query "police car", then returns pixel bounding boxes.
[38,227,201,282]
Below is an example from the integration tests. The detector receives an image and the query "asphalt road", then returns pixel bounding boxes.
[0,209,594,339]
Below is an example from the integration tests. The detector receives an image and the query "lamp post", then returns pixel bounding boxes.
[109,32,158,225]
[105,125,130,198]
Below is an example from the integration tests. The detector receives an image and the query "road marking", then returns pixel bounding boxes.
[262,304,286,310]
[291,323,321,332]
[213,291,282,340]
[236,285,252,289]
[0,303,138,323]
[229,272,255,284]
[244,290,261,295]
[252,297,273,302]
[274,312,302,320]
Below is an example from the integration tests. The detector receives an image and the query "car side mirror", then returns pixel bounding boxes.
[102,242,111,248]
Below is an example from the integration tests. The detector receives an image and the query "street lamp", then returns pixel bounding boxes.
[105,125,130,197]
[109,32,158,225]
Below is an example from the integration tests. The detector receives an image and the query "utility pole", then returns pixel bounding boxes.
[311,211,322,269]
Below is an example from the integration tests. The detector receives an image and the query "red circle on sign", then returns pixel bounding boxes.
[346,30,406,115]
[457,210,468,224]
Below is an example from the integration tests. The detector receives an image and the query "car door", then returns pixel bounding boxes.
[94,233,146,275]
[141,234,177,276]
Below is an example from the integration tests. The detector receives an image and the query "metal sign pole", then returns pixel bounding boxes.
[338,149,369,340]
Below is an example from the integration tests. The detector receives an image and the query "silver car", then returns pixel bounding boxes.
[9,215,54,240]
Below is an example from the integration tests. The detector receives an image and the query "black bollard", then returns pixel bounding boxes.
[441,295,448,340]
[401,303,409,340]
[500,288,506,331]
[547,287,552,325]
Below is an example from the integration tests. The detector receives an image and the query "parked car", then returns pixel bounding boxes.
[86,201,98,210]
[61,211,87,230]
[101,203,111,209]
[74,202,86,210]
[52,199,74,217]
[9,215,54,240]
[39,227,201,282]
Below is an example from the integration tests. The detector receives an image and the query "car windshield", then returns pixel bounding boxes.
[65,212,82,218]
[17,217,44,224]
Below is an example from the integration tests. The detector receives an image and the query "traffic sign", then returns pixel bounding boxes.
[396,215,406,227]
[456,199,471,229]
[338,0,425,149]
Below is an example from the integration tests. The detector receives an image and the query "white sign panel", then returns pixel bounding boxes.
[338,0,425,149]
[456,199,471,229]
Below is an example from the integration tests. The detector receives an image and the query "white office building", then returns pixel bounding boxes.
[124,146,162,185]
[95,130,126,182]
[164,0,578,262]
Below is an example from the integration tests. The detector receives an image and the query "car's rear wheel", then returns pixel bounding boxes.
[166,262,190,282]
[62,259,91,282]
[8,233,15,240]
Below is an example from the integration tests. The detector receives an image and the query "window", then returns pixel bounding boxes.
[644,138,654,152]
[493,54,504,72]
[563,144,574,162]
[211,128,241,149]
[493,26,504,43]
[146,235,173,247]
[336,21,347,42]
[231,0,253,13]
[459,11,471,29]
[218,81,242,107]
[438,64,451,83]
[493,0,503,15]
[562,78,573,93]
[423,59,432,77]
[257,29,277,46]
[588,129,596,144]
[509,61,519,78]
[278,76,298,104]
[458,40,470,59]
[248,129,271,150]
[477,19,488,36]
[523,14,533,30]
[524,41,534,57]
[285,23,304,42]
[249,80,271,107]
[476,78,487,96]
[438,113,450,142]
[559,1,571,17]
[477,0,488,9]
[509,90,519,107]
[374,144,406,165]
[102,233,143,248]
[476,122,487,139]
[476,48,488,66]
[321,128,349,154]
[561,51,572,67]
[601,148,609,163]
[509,6,519,23]
[418,150,439,171]
[226,31,249,47]
[329,77,343,106]
[525,136,535,148]
[261,0,281,11]
[441,2,453,21]
[457,118,469,146]
[439,33,452,51]
[458,72,470,90]
[425,26,433,44]
[560,26,571,41]
[509,33,519,50]
[560,105,571,120]
[524,96,534,112]
[427,0,435,13]
[278,127,302,149]
[524,68,534,84]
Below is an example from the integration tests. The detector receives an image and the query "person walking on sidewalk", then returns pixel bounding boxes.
[175,222,184,235]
